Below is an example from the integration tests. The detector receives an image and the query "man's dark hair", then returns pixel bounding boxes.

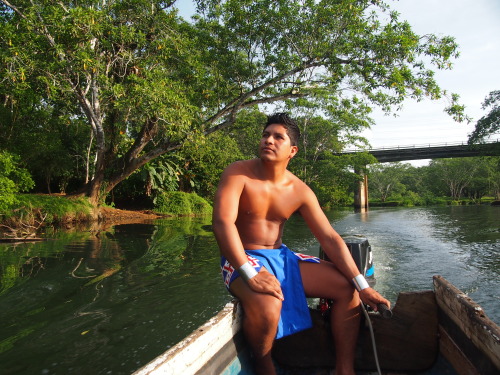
[264,113,301,146]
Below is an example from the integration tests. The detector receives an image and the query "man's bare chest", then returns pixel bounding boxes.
[238,181,300,220]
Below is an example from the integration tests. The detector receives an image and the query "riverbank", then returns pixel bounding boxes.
[0,193,216,240]
[369,197,498,207]
[98,206,163,223]
[0,194,165,240]
[2,193,497,240]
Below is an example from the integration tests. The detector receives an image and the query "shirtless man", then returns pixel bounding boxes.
[213,113,389,375]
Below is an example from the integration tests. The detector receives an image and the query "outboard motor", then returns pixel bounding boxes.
[319,235,375,286]
[318,235,376,313]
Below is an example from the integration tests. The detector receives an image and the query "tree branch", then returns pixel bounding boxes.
[124,118,159,162]
[0,0,26,19]
[202,59,324,128]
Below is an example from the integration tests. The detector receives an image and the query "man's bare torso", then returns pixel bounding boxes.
[233,159,306,250]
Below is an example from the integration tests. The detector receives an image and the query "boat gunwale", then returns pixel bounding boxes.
[132,302,242,375]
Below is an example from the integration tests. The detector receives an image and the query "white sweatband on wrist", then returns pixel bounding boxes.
[353,274,370,292]
[238,261,258,282]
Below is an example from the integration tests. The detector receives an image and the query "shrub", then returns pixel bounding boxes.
[188,193,213,215]
[154,192,212,216]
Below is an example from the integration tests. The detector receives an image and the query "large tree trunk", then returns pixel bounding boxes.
[86,174,105,206]
[81,135,183,205]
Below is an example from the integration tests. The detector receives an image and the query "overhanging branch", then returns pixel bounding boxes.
[203,91,307,136]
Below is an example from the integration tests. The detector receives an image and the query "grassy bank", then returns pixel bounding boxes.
[368,196,497,207]
[0,192,214,238]
[1,194,94,229]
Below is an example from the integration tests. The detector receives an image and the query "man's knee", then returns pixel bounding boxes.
[243,296,281,336]
[332,274,359,305]
[301,261,357,300]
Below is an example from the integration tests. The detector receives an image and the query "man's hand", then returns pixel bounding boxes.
[247,269,284,301]
[359,288,390,311]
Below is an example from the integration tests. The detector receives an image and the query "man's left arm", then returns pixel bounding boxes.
[298,186,390,310]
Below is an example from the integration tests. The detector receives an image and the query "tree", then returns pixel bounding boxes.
[469,91,500,144]
[286,111,374,206]
[224,107,268,159]
[482,157,500,200]
[368,162,409,202]
[426,158,479,200]
[0,100,90,194]
[1,0,465,204]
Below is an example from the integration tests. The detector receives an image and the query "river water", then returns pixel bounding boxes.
[0,205,498,375]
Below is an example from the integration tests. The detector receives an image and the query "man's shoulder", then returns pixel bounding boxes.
[224,159,254,173]
[286,170,311,190]
[221,159,256,180]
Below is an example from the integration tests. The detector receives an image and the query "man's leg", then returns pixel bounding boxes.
[299,261,360,375]
[229,276,282,375]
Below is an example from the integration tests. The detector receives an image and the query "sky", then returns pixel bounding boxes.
[176,0,500,160]
[364,0,500,150]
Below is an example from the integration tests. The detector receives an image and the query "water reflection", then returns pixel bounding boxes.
[0,216,227,375]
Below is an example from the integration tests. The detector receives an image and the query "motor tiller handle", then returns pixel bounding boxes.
[377,303,393,319]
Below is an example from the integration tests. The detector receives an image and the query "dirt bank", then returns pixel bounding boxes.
[98,206,165,224]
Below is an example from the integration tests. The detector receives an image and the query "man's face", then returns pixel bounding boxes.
[260,124,298,161]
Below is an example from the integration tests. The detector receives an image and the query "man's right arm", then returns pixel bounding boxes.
[212,163,284,300]
[212,163,249,269]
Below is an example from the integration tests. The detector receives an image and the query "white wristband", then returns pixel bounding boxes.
[238,261,258,282]
[353,274,370,292]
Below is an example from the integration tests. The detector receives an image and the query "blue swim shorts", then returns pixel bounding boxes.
[220,244,320,338]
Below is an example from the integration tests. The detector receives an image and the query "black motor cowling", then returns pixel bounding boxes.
[320,235,375,287]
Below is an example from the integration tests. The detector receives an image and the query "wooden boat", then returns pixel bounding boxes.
[133,275,500,375]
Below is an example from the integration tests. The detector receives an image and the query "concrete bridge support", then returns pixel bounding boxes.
[354,168,369,210]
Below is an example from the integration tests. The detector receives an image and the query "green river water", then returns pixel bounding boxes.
[0,205,498,375]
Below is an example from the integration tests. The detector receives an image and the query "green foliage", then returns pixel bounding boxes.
[111,155,183,202]
[368,162,411,202]
[280,111,375,207]
[2,194,93,225]
[225,108,268,159]
[0,151,34,212]
[0,0,466,203]
[367,157,500,206]
[154,191,212,216]
[189,193,213,214]
[301,154,361,207]
[469,90,500,144]
[144,158,182,194]
[178,131,244,198]
[426,158,481,200]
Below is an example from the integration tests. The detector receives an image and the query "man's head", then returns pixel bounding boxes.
[264,113,301,146]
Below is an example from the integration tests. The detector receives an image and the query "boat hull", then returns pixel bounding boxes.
[134,276,500,375]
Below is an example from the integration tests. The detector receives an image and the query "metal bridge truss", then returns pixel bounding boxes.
[340,140,500,163]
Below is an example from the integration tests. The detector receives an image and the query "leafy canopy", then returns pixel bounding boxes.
[0,0,465,202]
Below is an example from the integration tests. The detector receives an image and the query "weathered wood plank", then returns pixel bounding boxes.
[361,290,438,371]
[273,290,438,372]
[433,275,500,374]
[438,325,480,375]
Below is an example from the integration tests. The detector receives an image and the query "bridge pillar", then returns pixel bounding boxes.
[354,167,369,210]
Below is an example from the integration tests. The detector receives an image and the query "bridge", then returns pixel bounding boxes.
[341,140,500,209]
[341,139,500,163]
